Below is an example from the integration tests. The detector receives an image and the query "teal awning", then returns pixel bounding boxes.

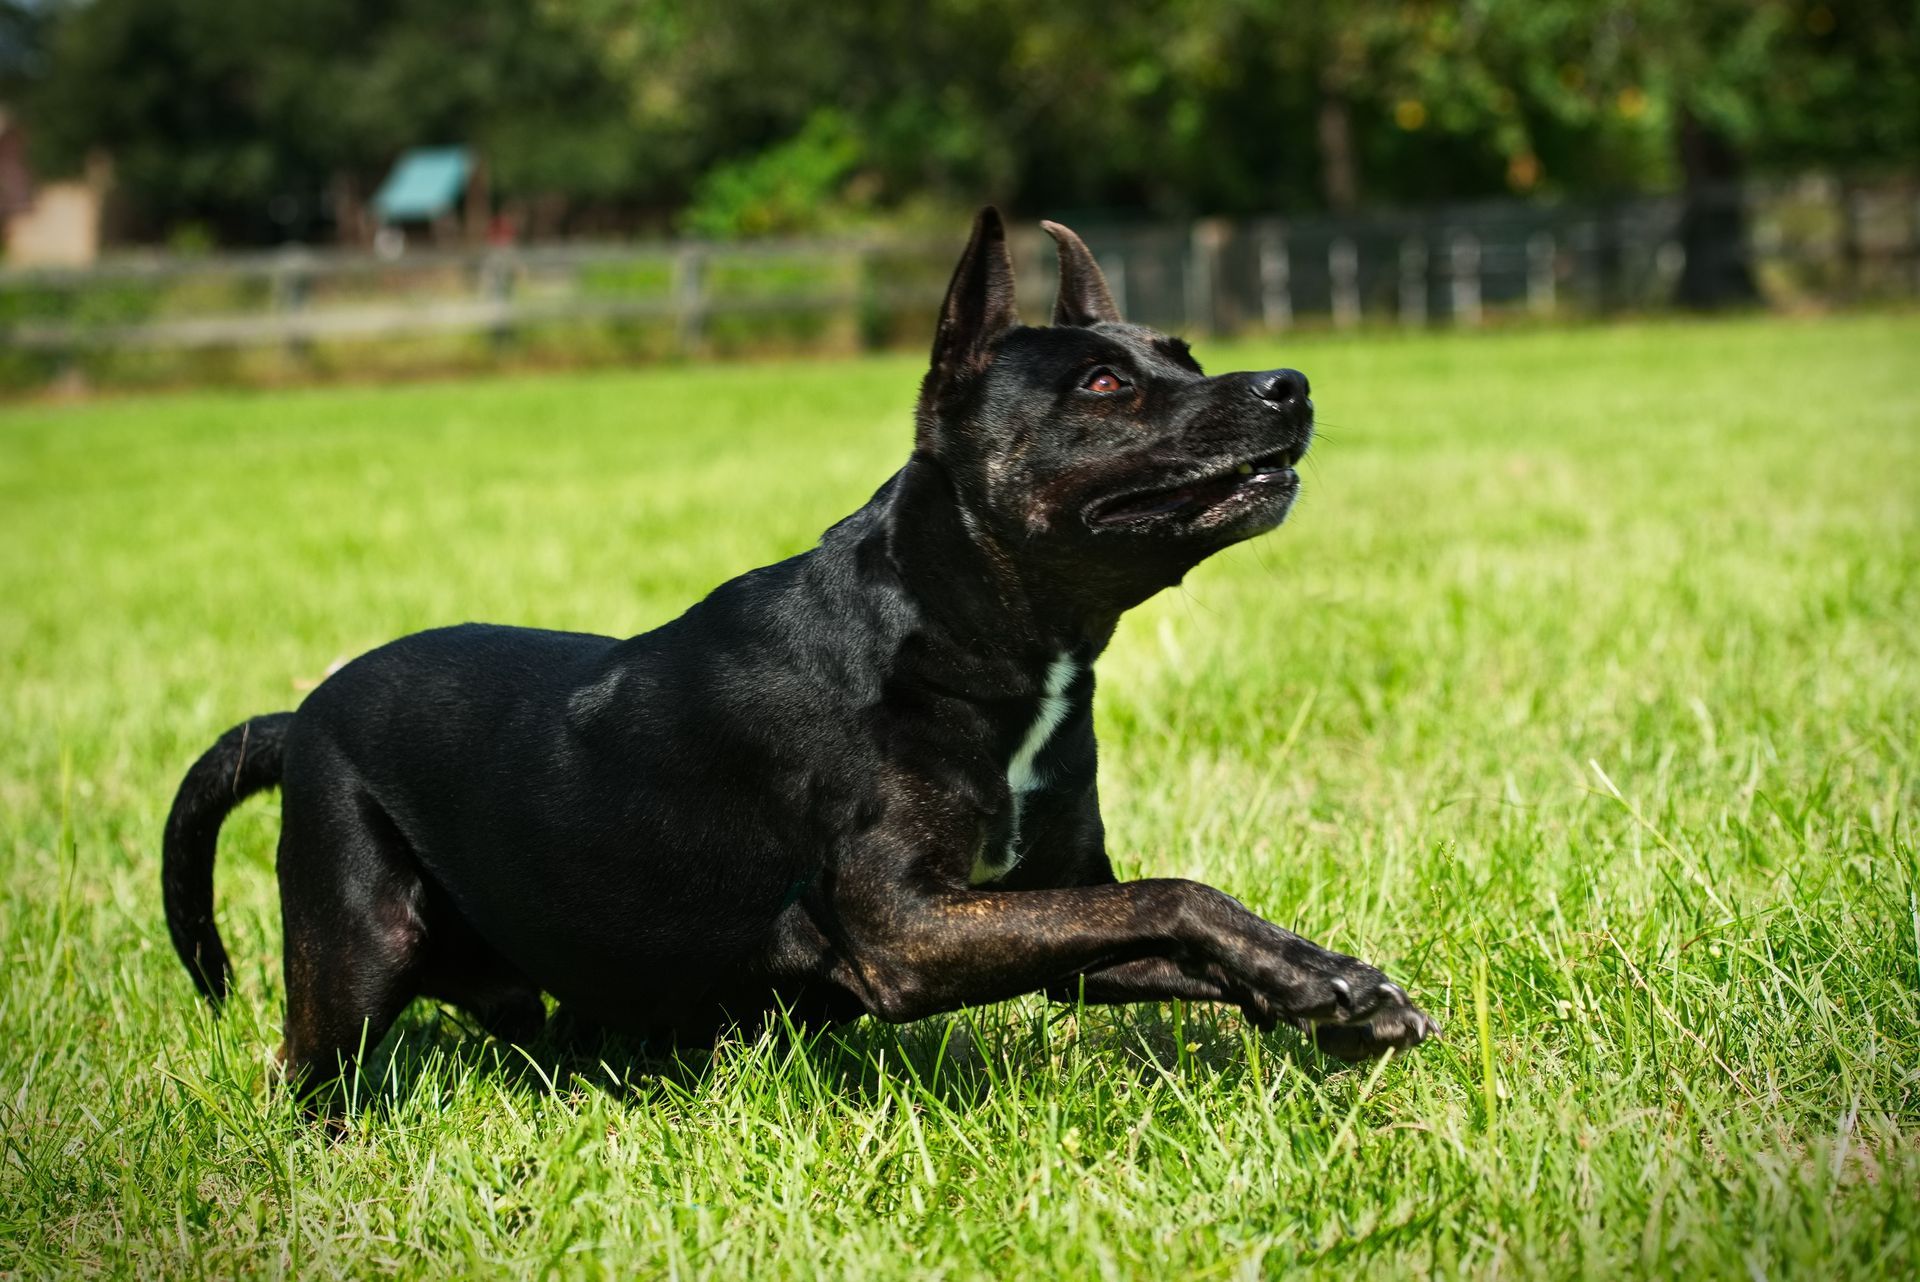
[372,147,472,221]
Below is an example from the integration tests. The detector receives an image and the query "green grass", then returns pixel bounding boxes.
[2,315,1917,1278]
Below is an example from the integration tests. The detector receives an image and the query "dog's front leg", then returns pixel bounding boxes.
[828,874,1436,1059]
[1043,957,1274,1027]
[1042,958,1429,1059]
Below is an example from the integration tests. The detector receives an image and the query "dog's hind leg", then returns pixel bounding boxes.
[275,776,428,1114]
[413,884,546,1046]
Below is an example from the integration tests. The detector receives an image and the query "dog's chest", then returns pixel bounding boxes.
[970,652,1078,885]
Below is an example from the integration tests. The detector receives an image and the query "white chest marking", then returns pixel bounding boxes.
[971,652,1078,885]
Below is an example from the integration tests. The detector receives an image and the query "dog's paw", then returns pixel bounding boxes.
[1268,958,1439,1061]
[1295,977,1440,1061]
[1238,993,1280,1032]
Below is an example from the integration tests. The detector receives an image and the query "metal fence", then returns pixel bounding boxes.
[2,173,1915,383]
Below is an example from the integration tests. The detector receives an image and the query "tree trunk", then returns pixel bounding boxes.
[328,171,371,247]
[1674,108,1759,309]
[1317,88,1359,213]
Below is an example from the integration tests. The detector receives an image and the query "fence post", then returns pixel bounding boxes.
[1912,190,1920,294]
[1527,231,1557,317]
[480,250,517,349]
[1840,178,1864,297]
[833,246,862,352]
[674,244,707,355]
[1258,226,1291,330]
[1105,247,1129,318]
[1449,229,1483,325]
[1399,236,1428,325]
[853,245,877,352]
[1330,236,1360,328]
[1597,202,1625,313]
[271,248,314,360]
[1186,220,1227,335]
[1657,239,1686,296]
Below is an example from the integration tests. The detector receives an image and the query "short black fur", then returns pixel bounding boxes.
[162,208,1437,1109]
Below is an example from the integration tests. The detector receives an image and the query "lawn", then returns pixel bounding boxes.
[2,314,1916,1278]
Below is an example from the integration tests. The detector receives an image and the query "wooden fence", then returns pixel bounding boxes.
[3,174,1915,380]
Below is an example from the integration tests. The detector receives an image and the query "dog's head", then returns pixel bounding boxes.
[909,207,1314,624]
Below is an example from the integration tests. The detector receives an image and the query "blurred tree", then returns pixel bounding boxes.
[0,0,48,97]
[1459,0,1920,306]
[27,0,649,241]
[16,0,1918,246]
[679,109,866,237]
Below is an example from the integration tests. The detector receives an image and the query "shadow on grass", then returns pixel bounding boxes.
[330,994,1362,1127]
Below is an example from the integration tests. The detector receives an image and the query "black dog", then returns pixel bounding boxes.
[163,209,1437,1105]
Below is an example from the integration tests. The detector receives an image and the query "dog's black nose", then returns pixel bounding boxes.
[1249,368,1309,405]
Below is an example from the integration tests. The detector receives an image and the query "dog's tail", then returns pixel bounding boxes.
[162,712,294,1006]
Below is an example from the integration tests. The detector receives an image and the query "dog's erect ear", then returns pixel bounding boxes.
[926,207,1018,390]
[1041,220,1121,327]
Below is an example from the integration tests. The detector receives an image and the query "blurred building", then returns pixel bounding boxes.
[1,109,109,267]
[371,146,488,251]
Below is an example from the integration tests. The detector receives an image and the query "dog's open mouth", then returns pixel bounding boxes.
[1090,444,1306,527]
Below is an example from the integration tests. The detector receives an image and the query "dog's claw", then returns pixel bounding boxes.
[1286,968,1438,1061]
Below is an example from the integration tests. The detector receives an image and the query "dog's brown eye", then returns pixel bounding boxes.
[1084,369,1125,393]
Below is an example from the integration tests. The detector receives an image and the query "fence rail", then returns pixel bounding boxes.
[1,282,953,351]
[3,174,1916,379]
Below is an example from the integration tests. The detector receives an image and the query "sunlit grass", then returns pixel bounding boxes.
[2,314,1916,1277]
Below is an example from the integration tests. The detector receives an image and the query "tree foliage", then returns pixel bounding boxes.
[16,0,1917,243]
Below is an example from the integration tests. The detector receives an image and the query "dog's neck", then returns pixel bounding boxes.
[875,454,1117,673]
